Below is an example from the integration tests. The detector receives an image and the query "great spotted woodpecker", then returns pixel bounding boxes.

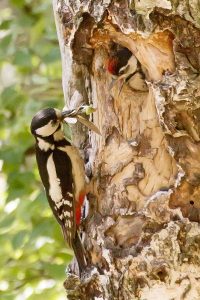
[107,48,133,76]
[107,47,148,93]
[30,107,89,272]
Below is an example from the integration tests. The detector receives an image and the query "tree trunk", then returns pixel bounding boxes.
[53,1,200,299]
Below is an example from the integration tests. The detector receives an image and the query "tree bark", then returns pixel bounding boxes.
[53,1,200,299]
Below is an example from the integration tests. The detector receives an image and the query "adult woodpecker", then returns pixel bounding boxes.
[107,47,148,93]
[30,107,88,272]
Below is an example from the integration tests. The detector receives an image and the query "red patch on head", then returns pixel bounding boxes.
[75,192,85,226]
[107,57,118,75]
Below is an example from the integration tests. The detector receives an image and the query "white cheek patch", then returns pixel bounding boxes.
[37,137,55,151]
[36,121,59,137]
[46,153,62,203]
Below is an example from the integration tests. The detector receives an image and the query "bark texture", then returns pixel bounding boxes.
[53,1,200,299]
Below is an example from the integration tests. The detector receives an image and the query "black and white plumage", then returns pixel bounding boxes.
[30,108,87,271]
[107,47,148,93]
[107,48,133,76]
[119,56,148,92]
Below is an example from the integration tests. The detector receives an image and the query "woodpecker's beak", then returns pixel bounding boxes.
[61,105,96,120]
[61,110,70,120]
[61,106,101,135]
[61,108,78,120]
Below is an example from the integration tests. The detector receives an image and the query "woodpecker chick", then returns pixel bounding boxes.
[31,108,87,273]
[107,47,148,93]
[107,48,133,77]
[118,55,148,92]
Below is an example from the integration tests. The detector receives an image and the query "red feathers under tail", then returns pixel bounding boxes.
[75,192,85,226]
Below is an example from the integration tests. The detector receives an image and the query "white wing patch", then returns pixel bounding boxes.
[37,137,55,151]
[58,146,85,201]
[46,153,62,203]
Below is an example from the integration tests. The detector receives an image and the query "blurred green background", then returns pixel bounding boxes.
[0,1,72,299]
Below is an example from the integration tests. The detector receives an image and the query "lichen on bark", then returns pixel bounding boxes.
[53,0,200,299]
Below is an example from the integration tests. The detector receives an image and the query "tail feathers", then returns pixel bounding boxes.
[72,232,87,273]
[61,225,73,248]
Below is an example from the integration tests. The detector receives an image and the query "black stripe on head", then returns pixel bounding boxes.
[30,108,57,135]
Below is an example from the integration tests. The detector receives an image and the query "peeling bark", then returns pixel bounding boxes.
[53,0,200,299]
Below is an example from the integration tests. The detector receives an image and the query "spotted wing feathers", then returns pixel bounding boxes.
[35,145,76,247]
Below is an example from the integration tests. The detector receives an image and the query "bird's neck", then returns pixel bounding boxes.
[53,128,65,141]
[36,135,55,152]
[36,128,70,152]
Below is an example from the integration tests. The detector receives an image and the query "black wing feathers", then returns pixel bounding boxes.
[35,143,75,246]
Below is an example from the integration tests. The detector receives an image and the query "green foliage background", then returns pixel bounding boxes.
[0,1,72,299]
